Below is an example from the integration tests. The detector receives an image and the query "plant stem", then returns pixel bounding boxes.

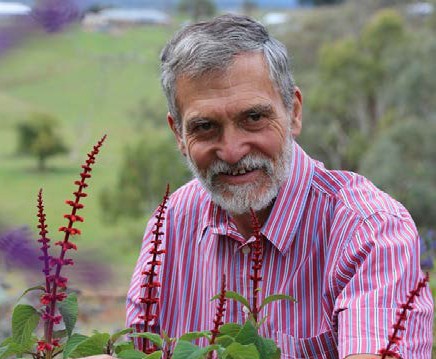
[140,185,170,353]
[249,209,263,322]
[379,273,430,359]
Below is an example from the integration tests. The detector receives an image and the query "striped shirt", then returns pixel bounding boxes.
[126,142,433,358]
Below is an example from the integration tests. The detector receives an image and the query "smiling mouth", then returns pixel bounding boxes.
[223,168,256,176]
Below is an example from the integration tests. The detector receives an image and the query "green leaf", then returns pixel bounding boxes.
[172,341,219,359]
[0,346,8,359]
[234,321,257,346]
[118,349,162,359]
[254,336,280,359]
[145,351,164,359]
[130,333,163,348]
[259,294,296,310]
[0,338,13,347]
[117,349,148,359]
[16,286,45,302]
[179,331,210,342]
[111,328,133,343]
[66,332,110,358]
[218,323,242,338]
[215,335,234,348]
[0,344,23,359]
[222,291,250,311]
[172,341,198,359]
[11,304,40,347]
[58,292,78,337]
[223,342,259,359]
[63,334,88,359]
[114,341,134,354]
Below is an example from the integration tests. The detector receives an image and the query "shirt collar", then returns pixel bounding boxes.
[199,142,315,253]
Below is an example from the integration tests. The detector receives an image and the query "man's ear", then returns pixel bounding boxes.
[290,87,303,138]
[167,113,187,156]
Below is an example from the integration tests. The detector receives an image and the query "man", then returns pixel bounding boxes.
[126,14,433,358]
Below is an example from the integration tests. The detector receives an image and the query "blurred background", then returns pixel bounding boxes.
[0,0,435,351]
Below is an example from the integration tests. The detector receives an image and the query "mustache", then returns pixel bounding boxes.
[206,154,273,179]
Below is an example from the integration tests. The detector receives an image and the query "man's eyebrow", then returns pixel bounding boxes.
[240,104,274,116]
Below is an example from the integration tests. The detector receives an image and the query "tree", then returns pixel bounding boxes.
[359,117,436,228]
[16,112,68,171]
[242,0,258,16]
[300,9,406,170]
[178,0,216,21]
[100,129,191,221]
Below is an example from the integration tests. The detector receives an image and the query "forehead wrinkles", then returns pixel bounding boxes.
[175,53,275,114]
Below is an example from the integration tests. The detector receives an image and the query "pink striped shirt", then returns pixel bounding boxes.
[126,142,433,358]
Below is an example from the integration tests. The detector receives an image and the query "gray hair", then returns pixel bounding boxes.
[160,14,296,133]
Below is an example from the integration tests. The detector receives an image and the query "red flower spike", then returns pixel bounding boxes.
[210,274,227,342]
[138,185,170,354]
[56,292,67,301]
[39,135,107,359]
[37,340,53,352]
[249,208,264,322]
[74,180,88,188]
[37,189,52,294]
[40,293,52,305]
[377,273,430,359]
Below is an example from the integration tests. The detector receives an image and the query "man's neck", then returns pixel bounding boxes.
[230,205,272,240]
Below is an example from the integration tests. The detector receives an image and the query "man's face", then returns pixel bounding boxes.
[168,53,302,215]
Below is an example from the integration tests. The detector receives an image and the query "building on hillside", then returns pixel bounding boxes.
[406,2,434,17]
[0,1,30,19]
[82,8,171,32]
[262,12,289,26]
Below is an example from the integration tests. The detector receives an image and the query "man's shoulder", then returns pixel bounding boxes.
[312,165,408,220]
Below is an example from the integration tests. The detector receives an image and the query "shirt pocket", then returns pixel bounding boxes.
[276,330,338,359]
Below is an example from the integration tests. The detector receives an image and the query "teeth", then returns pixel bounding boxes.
[228,168,249,176]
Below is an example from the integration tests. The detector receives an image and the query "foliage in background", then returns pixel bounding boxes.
[16,112,68,172]
[99,129,191,222]
[290,6,436,229]
[299,0,344,5]
[177,0,216,21]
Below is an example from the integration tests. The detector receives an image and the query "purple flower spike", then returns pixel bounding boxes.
[31,0,81,33]
[0,227,40,271]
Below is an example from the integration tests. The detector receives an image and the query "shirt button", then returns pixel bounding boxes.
[242,246,251,255]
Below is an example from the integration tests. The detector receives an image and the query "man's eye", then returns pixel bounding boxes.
[195,122,212,131]
[247,112,262,122]
[189,121,214,134]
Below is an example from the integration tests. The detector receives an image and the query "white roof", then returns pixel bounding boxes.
[406,2,434,15]
[0,2,31,15]
[262,12,288,26]
[99,8,170,23]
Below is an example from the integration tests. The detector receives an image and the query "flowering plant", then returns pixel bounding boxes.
[0,135,430,359]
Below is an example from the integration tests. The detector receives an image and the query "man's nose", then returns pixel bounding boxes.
[215,127,250,165]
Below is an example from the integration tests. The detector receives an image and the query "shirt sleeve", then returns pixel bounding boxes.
[334,211,433,358]
[125,208,163,351]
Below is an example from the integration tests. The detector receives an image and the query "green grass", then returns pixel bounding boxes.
[0,24,176,289]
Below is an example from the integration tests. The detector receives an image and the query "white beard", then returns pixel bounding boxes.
[185,136,293,215]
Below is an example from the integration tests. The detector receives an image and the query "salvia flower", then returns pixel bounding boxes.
[139,185,170,354]
[249,208,263,322]
[376,272,430,359]
[210,274,227,343]
[37,135,106,359]
[37,189,52,293]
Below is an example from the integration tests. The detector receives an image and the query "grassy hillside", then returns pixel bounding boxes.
[0,24,175,288]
